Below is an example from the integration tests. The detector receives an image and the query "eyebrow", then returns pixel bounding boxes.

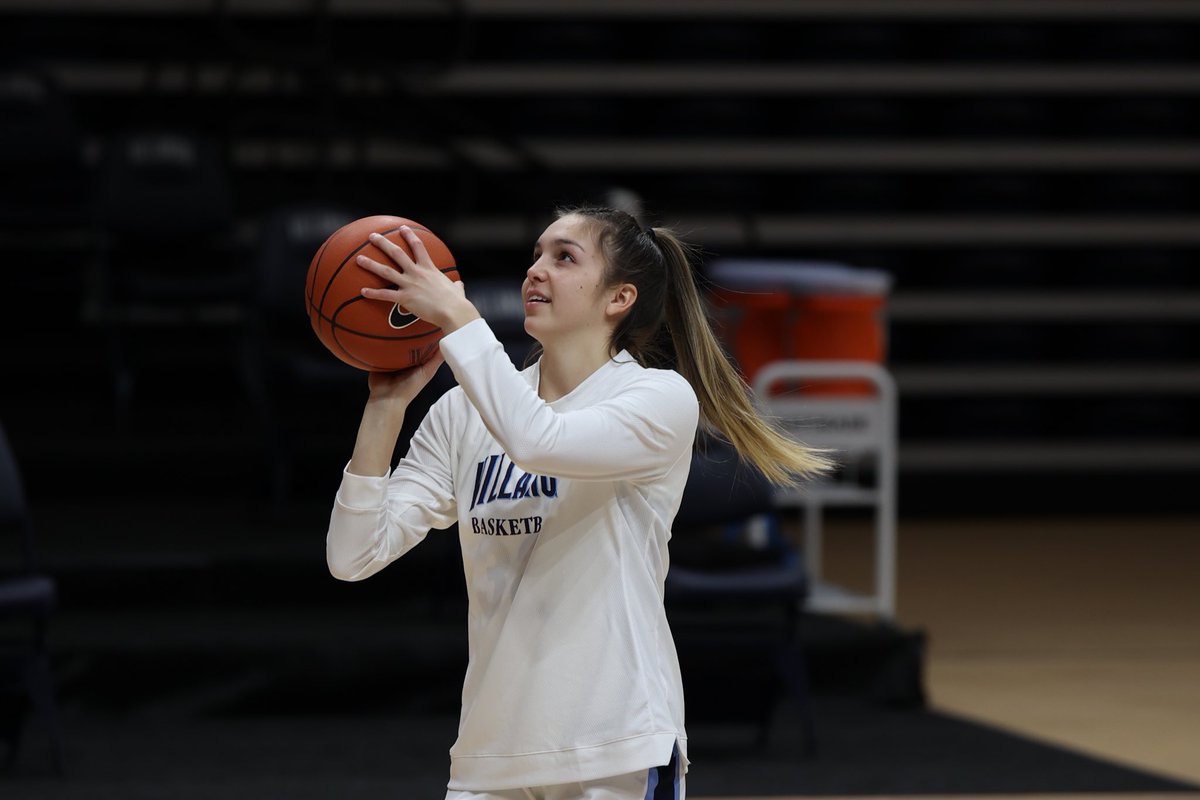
[535,237,586,253]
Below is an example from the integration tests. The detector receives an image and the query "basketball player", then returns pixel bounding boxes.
[325,207,829,799]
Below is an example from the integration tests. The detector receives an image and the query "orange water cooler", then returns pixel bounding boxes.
[707,260,893,395]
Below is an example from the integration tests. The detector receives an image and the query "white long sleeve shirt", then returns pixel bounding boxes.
[326,318,699,791]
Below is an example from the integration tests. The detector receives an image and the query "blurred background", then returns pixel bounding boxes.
[1,0,1198,798]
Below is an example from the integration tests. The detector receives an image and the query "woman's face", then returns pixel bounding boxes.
[522,214,613,346]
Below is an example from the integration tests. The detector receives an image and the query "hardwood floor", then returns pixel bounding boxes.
[828,513,1200,786]
[699,512,1200,800]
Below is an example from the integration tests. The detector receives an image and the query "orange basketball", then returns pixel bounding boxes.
[305,214,460,372]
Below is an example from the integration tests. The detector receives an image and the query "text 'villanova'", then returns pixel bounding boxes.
[470,453,558,512]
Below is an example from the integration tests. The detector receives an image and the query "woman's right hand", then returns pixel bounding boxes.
[350,350,446,478]
[366,349,446,406]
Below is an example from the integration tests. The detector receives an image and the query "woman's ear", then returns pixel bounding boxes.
[605,283,638,320]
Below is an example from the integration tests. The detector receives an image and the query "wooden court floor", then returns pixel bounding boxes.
[701,512,1200,800]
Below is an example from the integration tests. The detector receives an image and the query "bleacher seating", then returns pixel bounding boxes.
[1,0,1198,513]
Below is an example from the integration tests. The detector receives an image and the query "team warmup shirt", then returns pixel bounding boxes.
[326,318,699,791]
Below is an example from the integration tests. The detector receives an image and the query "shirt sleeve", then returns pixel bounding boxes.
[439,318,699,482]
[325,391,459,581]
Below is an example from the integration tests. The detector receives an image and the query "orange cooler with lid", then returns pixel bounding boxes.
[707,260,892,395]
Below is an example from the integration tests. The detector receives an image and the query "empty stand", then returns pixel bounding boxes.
[0,0,1197,513]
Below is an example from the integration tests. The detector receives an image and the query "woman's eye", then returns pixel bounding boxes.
[558,252,575,263]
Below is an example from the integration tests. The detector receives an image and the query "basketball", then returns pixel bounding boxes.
[305,214,460,372]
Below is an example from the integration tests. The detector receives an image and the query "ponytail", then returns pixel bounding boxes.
[651,227,834,486]
[558,205,832,487]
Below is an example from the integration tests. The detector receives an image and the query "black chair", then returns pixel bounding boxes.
[800,97,907,138]
[0,63,90,233]
[934,22,1050,62]
[666,435,817,754]
[939,97,1046,138]
[239,202,367,507]
[90,129,241,417]
[0,422,63,774]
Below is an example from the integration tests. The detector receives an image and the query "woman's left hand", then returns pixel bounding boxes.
[356,226,480,333]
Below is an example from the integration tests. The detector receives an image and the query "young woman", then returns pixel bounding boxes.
[325,206,829,799]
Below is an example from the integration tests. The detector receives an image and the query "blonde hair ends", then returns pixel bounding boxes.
[652,227,835,487]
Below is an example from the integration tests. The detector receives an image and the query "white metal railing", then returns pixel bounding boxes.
[752,360,898,620]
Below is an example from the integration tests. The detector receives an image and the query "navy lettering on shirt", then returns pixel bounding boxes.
[469,453,558,512]
[470,516,543,536]
[468,452,558,537]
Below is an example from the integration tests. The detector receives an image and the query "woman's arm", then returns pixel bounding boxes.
[347,352,446,477]
[349,225,697,480]
[442,320,699,482]
[327,356,458,581]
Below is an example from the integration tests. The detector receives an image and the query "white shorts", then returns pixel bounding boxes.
[445,746,684,800]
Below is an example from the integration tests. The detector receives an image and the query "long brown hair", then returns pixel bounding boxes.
[563,206,833,486]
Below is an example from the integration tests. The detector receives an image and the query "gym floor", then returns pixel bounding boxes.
[812,511,1200,791]
[9,492,1199,799]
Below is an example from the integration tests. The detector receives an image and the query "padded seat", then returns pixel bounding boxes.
[666,436,816,753]
[0,422,63,774]
[0,576,55,616]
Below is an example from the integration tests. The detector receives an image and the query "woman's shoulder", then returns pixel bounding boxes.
[612,352,690,382]
[430,358,539,416]
[611,357,698,404]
